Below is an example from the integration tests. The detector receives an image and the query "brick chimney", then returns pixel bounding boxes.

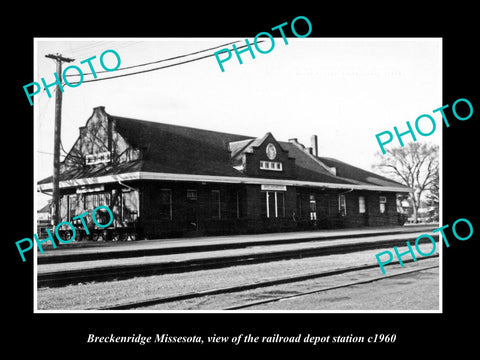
[311,135,318,156]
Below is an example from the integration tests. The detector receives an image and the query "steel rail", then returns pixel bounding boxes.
[225,264,440,310]
[37,235,439,288]
[91,255,439,310]
[38,226,436,265]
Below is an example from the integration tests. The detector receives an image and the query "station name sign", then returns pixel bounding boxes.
[76,185,105,194]
[85,152,111,165]
[261,184,287,191]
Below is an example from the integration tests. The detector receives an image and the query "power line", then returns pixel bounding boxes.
[65,41,145,62]
[65,41,261,86]
[65,40,241,78]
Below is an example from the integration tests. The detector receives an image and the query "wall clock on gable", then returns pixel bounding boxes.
[266,143,277,160]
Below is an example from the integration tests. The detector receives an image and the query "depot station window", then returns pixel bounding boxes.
[379,196,387,213]
[261,191,285,218]
[159,189,172,220]
[210,190,221,219]
[338,194,346,216]
[260,161,283,171]
[358,196,366,214]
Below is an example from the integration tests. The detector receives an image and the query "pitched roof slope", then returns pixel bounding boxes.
[38,110,410,192]
[113,115,253,177]
[317,156,406,188]
[278,142,359,185]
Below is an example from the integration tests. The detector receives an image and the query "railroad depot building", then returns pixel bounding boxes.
[37,106,411,240]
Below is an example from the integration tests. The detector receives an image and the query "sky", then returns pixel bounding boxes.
[34,37,442,209]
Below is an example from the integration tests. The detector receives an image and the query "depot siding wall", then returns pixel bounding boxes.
[367,192,399,227]
[293,189,402,229]
[111,181,404,239]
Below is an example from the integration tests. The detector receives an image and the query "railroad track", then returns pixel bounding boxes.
[225,264,439,310]
[37,234,439,288]
[37,226,436,265]
[91,256,439,310]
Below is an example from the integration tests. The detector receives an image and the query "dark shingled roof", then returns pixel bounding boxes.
[317,156,405,188]
[38,110,409,191]
[278,141,358,185]
[112,115,252,177]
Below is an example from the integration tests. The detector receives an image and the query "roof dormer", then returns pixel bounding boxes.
[229,133,296,178]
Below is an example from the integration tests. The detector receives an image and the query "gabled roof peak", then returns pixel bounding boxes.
[229,132,286,160]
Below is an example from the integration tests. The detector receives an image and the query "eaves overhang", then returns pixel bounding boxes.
[37,171,413,193]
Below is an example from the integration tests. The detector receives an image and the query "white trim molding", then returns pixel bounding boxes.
[37,171,413,193]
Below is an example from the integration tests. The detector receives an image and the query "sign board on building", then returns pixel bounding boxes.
[261,184,287,191]
[77,185,105,194]
[85,152,111,165]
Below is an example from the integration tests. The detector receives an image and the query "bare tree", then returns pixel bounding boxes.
[373,142,439,223]
[425,165,439,222]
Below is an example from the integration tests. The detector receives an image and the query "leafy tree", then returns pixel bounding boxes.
[373,142,439,223]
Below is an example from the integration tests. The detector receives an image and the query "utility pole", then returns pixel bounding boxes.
[45,53,74,227]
